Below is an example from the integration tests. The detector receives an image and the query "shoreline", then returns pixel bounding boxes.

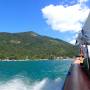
[0,58,73,61]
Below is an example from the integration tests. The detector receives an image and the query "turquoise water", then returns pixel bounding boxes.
[0,60,72,90]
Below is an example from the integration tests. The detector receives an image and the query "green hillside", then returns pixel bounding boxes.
[0,32,78,60]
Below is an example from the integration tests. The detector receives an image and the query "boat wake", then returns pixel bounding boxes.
[0,76,63,90]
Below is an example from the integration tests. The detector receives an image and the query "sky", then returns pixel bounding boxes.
[0,0,90,44]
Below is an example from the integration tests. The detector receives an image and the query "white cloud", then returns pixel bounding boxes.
[79,0,88,3]
[41,0,90,32]
[69,33,78,44]
[70,39,76,44]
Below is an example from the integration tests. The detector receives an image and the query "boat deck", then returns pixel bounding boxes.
[63,59,90,90]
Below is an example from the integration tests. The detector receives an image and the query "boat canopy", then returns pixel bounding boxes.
[76,13,90,45]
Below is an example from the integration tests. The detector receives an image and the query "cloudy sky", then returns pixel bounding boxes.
[0,0,90,44]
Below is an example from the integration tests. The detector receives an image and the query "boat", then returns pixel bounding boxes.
[63,13,90,90]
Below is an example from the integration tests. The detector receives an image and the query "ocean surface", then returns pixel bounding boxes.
[0,59,72,90]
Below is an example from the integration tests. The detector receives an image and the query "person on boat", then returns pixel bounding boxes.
[79,47,84,65]
[74,47,84,64]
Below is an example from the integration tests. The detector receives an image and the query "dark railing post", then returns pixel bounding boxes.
[85,43,90,72]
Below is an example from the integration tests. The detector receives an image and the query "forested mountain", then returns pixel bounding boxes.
[0,32,78,60]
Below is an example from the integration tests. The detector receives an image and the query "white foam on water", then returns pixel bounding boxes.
[0,77,63,90]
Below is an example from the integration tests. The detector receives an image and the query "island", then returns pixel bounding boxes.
[0,31,78,60]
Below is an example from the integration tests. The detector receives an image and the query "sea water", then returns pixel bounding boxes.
[0,60,72,90]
